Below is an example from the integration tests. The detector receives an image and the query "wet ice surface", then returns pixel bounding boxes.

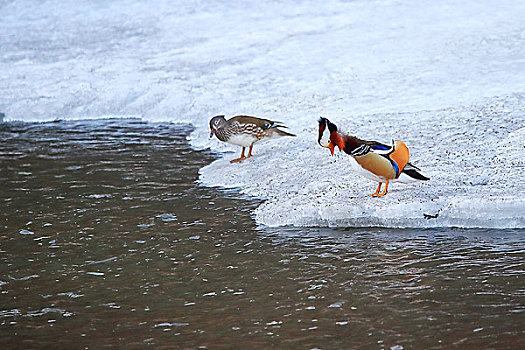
[1,120,524,349]
[1,0,524,228]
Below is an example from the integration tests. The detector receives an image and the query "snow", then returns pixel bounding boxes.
[200,96,525,228]
[1,0,524,228]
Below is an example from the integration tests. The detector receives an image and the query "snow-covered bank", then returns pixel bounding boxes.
[199,95,525,228]
[2,0,524,228]
[2,0,524,123]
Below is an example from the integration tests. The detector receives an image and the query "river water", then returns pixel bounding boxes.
[1,120,523,349]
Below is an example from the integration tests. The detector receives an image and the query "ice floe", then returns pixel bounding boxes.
[199,95,525,228]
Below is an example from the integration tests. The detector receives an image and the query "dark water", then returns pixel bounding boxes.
[1,119,523,349]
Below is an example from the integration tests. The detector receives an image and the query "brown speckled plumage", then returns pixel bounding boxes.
[210,115,295,163]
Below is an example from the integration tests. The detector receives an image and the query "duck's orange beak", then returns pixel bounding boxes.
[328,142,335,156]
[209,128,215,138]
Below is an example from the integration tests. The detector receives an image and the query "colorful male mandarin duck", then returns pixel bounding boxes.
[318,117,429,197]
[210,115,295,163]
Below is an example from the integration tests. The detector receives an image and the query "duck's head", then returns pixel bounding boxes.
[318,117,343,156]
[209,115,227,138]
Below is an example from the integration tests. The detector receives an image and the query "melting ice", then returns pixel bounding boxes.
[1,0,524,228]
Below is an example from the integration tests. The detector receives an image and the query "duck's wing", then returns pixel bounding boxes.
[368,140,395,155]
[349,139,393,157]
[230,116,275,130]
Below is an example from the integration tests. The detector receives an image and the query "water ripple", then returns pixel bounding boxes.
[0,120,523,349]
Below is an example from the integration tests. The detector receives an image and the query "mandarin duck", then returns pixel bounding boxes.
[210,115,295,163]
[318,117,429,197]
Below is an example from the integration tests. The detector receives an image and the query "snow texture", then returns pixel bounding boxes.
[200,96,525,228]
[1,0,524,228]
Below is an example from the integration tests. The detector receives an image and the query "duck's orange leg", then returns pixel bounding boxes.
[367,183,382,197]
[375,180,389,197]
[247,145,253,158]
[230,147,247,163]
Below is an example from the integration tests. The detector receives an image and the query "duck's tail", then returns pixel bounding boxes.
[399,162,430,182]
[266,127,296,138]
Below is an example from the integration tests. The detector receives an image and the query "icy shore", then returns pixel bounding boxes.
[199,95,525,228]
[2,0,524,228]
